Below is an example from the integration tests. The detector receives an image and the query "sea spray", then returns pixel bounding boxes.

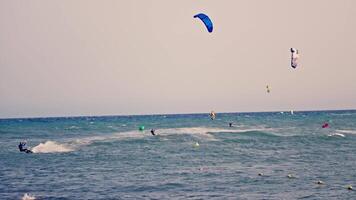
[22,193,35,200]
[31,141,73,153]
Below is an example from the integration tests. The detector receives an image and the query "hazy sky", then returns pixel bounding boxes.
[1,0,355,118]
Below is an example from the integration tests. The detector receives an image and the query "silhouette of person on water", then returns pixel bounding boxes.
[150,129,156,136]
[18,141,33,153]
[229,123,233,127]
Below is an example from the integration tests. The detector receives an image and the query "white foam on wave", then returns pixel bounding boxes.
[30,127,275,153]
[328,133,345,137]
[31,141,74,153]
[22,193,35,200]
[335,129,356,135]
[74,130,145,146]
[155,127,218,140]
[154,127,276,139]
[30,130,145,154]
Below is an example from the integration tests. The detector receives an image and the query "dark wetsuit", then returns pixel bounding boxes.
[229,123,233,127]
[150,129,156,136]
[18,142,32,153]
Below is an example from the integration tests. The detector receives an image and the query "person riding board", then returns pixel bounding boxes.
[150,129,156,136]
[18,141,33,153]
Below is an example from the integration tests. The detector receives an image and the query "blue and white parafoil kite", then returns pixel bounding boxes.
[290,48,299,68]
[194,13,213,33]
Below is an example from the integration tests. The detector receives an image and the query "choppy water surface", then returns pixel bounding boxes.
[1,110,355,199]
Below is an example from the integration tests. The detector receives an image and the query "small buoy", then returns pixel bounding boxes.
[139,126,145,131]
[193,142,200,147]
[347,185,353,190]
[317,180,324,185]
[258,173,263,176]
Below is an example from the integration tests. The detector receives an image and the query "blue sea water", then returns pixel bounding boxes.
[0,110,356,200]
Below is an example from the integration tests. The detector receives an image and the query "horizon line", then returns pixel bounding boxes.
[1,108,355,120]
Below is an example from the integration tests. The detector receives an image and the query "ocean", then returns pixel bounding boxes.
[0,110,355,200]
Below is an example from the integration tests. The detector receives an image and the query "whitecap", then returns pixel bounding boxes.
[328,133,345,137]
[336,129,356,135]
[22,193,35,200]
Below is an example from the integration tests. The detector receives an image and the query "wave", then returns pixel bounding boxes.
[144,127,278,139]
[31,130,145,154]
[335,129,356,135]
[329,113,355,116]
[327,133,345,138]
[22,193,35,200]
[29,127,277,153]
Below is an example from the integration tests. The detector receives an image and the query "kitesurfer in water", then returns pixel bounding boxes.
[18,141,33,153]
[150,129,156,136]
[322,123,329,128]
[229,123,233,127]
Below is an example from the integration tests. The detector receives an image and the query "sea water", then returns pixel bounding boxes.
[0,110,355,199]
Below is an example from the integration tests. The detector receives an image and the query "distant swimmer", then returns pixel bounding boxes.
[229,123,233,127]
[150,129,156,136]
[18,141,33,153]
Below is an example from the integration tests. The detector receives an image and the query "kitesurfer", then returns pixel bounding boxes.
[210,111,216,120]
[18,141,32,153]
[322,123,329,128]
[229,123,233,127]
[150,129,156,136]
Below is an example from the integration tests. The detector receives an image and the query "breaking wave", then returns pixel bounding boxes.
[335,129,356,135]
[30,127,276,153]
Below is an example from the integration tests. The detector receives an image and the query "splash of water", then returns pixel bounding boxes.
[31,141,74,153]
[22,193,35,200]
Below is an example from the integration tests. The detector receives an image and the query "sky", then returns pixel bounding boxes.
[0,0,356,118]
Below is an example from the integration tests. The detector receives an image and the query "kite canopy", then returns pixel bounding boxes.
[194,13,213,33]
[290,48,299,68]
